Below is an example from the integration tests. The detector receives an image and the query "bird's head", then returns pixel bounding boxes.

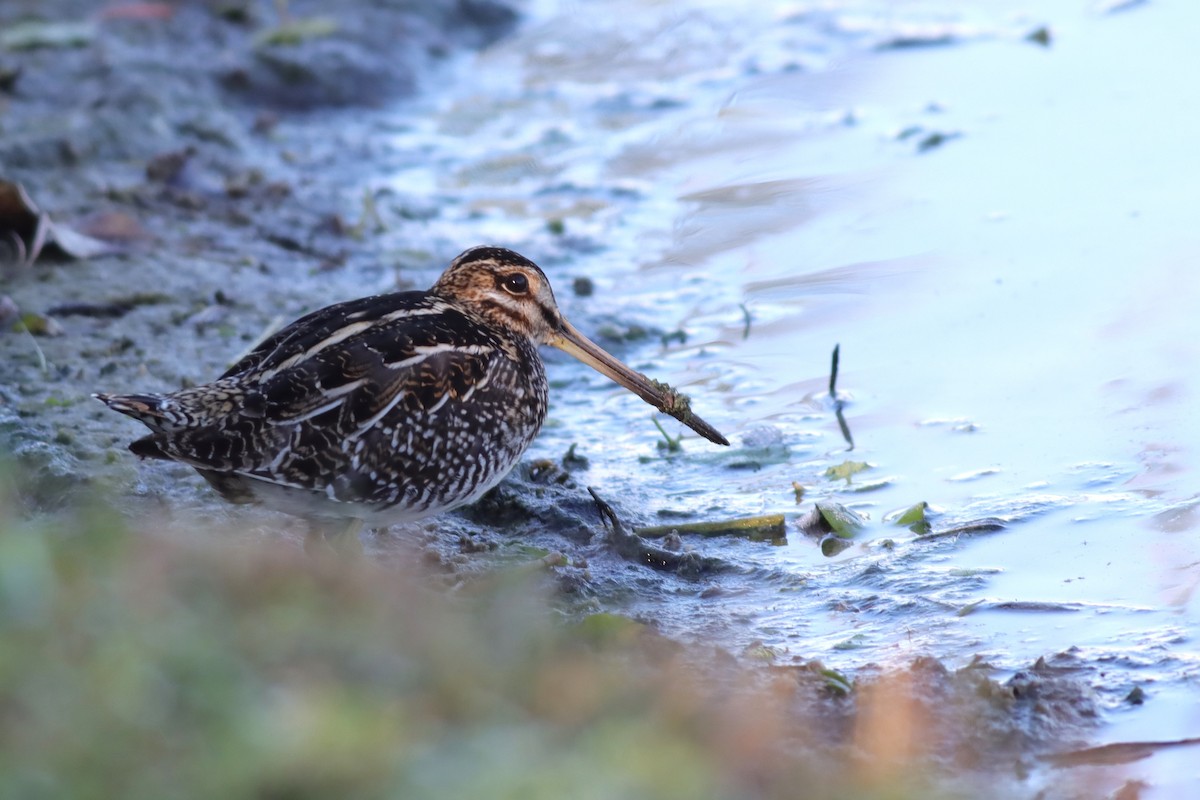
[433,246,729,446]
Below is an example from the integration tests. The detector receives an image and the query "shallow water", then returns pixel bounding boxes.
[371,0,1200,792]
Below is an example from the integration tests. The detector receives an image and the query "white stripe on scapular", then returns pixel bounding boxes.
[382,342,492,370]
[426,391,451,415]
[319,377,367,398]
[261,378,365,427]
[350,342,483,435]
[256,305,448,377]
[380,305,445,323]
[267,443,291,472]
[352,387,411,435]
[263,320,379,376]
[279,397,346,424]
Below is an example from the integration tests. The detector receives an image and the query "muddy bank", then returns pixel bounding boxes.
[0,0,517,510]
[3,3,1192,794]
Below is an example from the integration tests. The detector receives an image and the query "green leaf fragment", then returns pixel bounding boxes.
[1,20,95,51]
[819,667,853,696]
[254,17,339,48]
[893,501,928,527]
[825,460,870,483]
[819,535,852,557]
[833,633,868,651]
[634,514,786,542]
[742,642,779,663]
[816,501,866,538]
[572,613,646,647]
[15,312,63,337]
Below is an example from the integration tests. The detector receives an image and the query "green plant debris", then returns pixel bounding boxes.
[572,612,647,647]
[1025,26,1052,47]
[819,535,852,557]
[652,416,683,452]
[347,189,385,239]
[887,501,932,533]
[917,130,961,153]
[892,502,928,527]
[509,544,552,560]
[660,329,687,347]
[635,513,786,542]
[215,2,253,23]
[254,16,339,47]
[825,460,870,484]
[833,634,868,651]
[1,20,96,51]
[819,667,853,697]
[560,442,589,470]
[800,501,867,539]
[15,312,63,337]
[741,641,779,663]
[649,378,691,416]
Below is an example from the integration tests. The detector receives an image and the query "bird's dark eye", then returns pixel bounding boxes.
[501,273,529,295]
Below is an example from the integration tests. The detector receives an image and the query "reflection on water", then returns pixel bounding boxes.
[382,0,1200,791]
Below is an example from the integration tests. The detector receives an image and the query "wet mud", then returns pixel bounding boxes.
[1,0,516,509]
[3,2,1196,796]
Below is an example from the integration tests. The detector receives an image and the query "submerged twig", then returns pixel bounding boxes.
[829,344,854,450]
[915,518,1008,542]
[635,513,785,542]
[829,343,840,396]
[1043,736,1200,768]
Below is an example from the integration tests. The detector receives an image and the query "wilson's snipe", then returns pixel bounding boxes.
[96,247,727,535]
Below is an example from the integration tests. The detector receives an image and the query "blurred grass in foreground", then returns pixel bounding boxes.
[0,468,1030,800]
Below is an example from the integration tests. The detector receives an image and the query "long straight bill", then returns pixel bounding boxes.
[550,319,730,446]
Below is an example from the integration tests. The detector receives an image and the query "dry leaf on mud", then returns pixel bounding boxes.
[0,180,125,266]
